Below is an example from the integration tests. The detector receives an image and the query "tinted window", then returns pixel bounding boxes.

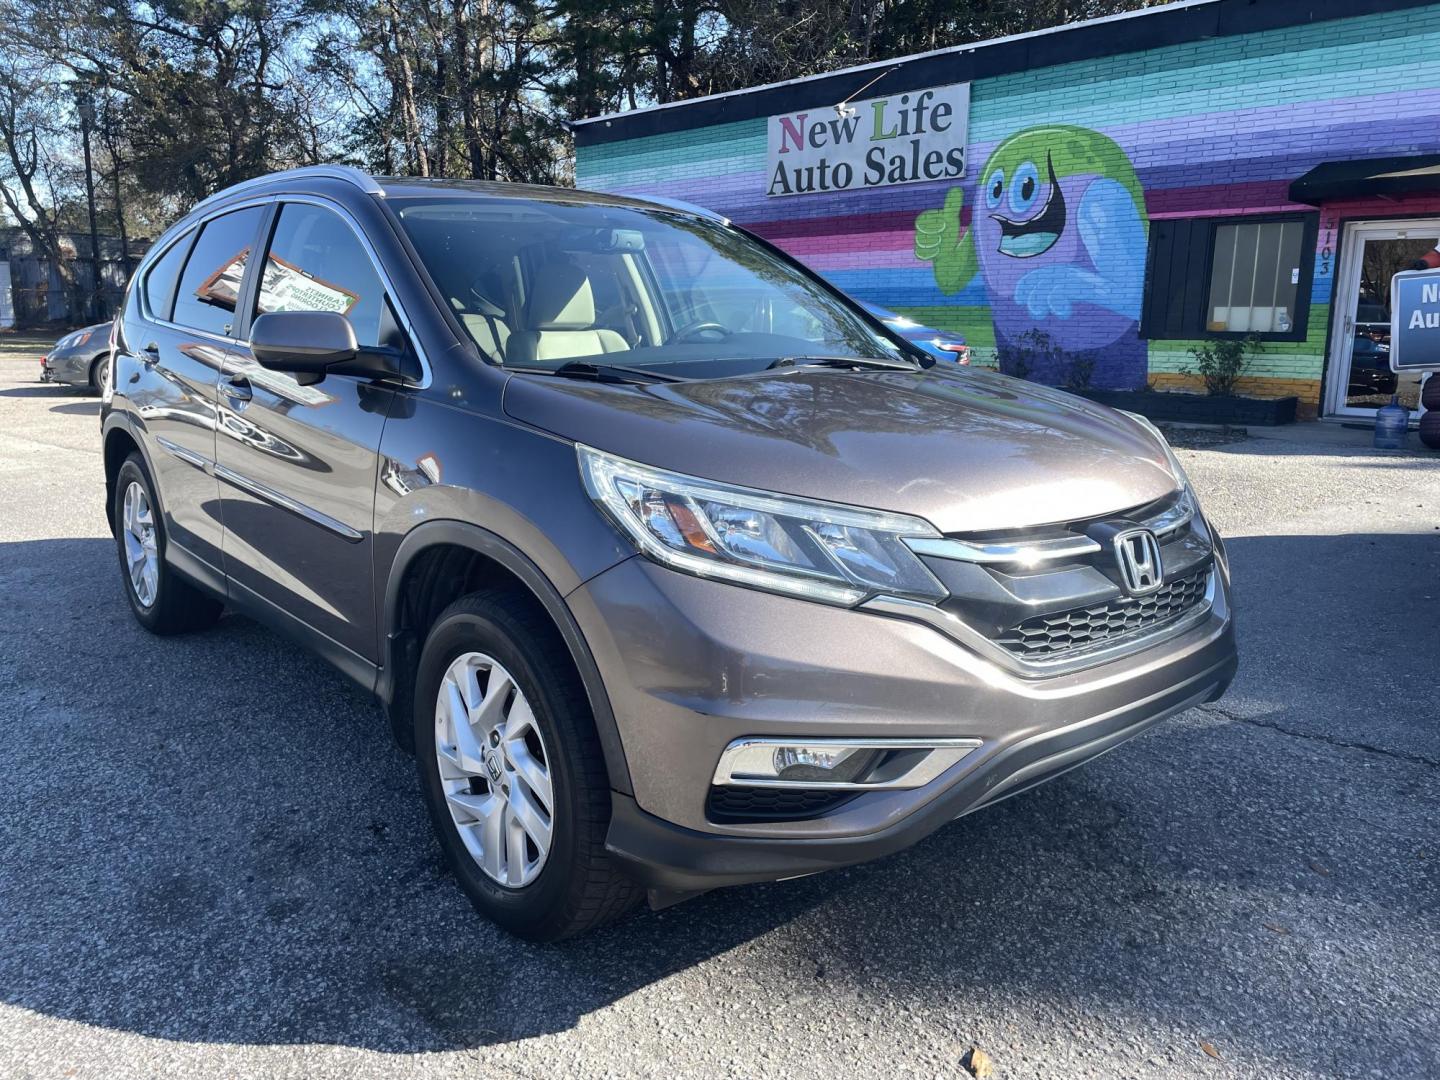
[143,230,192,321]
[172,207,264,336]
[255,203,386,347]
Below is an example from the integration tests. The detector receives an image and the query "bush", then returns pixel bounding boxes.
[1182,335,1263,396]
[1064,355,1096,391]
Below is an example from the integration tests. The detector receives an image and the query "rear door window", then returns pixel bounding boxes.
[255,203,387,347]
[172,207,265,337]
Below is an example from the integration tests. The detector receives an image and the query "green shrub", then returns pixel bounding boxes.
[1182,335,1263,396]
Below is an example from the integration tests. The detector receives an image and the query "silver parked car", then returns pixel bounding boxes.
[41,322,113,391]
[102,166,1237,940]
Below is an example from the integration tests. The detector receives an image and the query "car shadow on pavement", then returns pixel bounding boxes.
[48,400,101,416]
[0,533,1435,1076]
[0,384,80,398]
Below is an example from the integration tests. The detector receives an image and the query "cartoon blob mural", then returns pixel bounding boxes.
[915,125,1149,389]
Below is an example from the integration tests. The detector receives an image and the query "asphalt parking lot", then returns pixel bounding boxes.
[1,344,1437,1079]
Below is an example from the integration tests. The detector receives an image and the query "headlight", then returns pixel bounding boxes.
[578,445,946,606]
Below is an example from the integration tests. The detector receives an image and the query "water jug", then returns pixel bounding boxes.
[1374,395,1409,450]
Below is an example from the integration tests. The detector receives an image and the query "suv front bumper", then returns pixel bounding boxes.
[567,556,1236,890]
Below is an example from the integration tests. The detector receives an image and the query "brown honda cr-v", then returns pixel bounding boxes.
[100,166,1236,940]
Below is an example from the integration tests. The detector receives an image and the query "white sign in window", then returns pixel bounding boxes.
[256,254,359,316]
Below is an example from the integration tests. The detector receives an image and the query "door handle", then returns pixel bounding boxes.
[223,373,253,403]
[141,343,160,365]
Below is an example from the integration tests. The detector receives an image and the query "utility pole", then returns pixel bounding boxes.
[76,86,104,322]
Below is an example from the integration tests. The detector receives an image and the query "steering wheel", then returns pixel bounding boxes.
[671,320,732,344]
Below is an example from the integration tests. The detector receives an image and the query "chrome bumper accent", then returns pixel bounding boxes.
[712,737,982,790]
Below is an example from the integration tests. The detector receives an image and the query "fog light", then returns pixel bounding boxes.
[771,745,874,783]
[713,737,983,790]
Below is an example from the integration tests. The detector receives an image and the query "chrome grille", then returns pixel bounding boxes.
[996,570,1210,660]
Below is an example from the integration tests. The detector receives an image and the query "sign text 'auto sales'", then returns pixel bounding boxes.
[766,83,969,197]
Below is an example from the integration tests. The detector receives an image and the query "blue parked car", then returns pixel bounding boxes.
[860,302,969,364]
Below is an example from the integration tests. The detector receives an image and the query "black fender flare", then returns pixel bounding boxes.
[377,519,633,796]
[100,411,151,534]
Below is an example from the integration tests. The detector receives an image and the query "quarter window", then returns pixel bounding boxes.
[172,207,265,337]
[143,230,192,321]
[255,203,386,348]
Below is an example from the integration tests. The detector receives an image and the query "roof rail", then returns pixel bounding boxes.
[191,165,383,213]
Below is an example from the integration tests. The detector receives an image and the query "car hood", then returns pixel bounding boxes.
[502,364,1178,534]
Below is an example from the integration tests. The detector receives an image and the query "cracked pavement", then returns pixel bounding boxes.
[1,352,1437,1079]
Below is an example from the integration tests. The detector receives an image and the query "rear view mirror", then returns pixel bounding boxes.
[251,310,357,379]
[599,229,645,253]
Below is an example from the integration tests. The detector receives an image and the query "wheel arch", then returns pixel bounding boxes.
[102,418,147,535]
[378,519,633,796]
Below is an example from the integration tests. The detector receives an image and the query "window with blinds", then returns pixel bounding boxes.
[1141,213,1316,342]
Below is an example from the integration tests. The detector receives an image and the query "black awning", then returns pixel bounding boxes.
[1289,154,1440,204]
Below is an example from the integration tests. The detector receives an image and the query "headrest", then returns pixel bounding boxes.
[527,261,595,330]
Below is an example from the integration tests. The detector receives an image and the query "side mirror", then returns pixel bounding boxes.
[250,310,413,385]
[251,311,357,381]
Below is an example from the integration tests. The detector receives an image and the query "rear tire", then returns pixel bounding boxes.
[414,589,641,941]
[113,454,224,635]
[1419,409,1440,450]
[1422,373,1440,413]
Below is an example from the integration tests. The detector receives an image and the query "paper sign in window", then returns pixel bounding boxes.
[256,254,360,316]
[195,248,249,311]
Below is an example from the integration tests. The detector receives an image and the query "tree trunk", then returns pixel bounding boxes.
[387,3,430,176]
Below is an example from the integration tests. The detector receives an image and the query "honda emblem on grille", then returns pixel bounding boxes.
[1114,529,1164,595]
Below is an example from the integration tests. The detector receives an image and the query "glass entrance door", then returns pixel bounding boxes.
[1325,222,1435,418]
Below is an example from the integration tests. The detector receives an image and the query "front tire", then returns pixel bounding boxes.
[414,590,641,941]
[88,354,110,394]
[113,454,223,634]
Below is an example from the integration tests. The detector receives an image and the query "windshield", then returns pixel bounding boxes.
[390,195,911,378]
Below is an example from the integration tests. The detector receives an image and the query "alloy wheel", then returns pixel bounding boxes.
[434,652,554,888]
[122,481,159,608]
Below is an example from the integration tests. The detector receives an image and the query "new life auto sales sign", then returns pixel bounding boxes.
[766,83,969,197]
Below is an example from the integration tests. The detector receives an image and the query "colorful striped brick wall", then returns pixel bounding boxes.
[576,6,1440,412]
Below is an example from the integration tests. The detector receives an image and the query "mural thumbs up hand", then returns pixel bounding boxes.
[914,187,976,296]
[914,188,965,262]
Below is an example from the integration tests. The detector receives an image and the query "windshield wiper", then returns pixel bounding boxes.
[766,354,920,372]
[510,360,684,384]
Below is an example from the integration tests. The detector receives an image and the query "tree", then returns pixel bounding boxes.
[0,54,81,315]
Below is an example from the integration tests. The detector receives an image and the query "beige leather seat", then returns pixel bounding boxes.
[506,261,629,365]
[457,297,510,363]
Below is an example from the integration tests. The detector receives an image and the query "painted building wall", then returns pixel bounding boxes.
[576,6,1440,409]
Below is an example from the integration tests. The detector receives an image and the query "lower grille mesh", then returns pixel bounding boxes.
[706,786,855,823]
[997,571,1210,660]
